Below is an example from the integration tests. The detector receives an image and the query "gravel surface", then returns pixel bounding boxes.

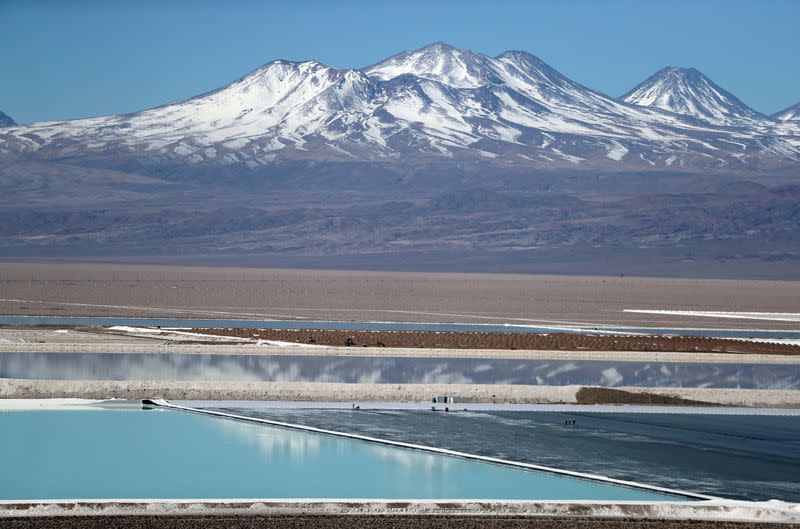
[193,328,800,355]
[2,515,797,529]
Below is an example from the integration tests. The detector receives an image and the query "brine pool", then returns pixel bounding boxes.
[0,405,685,501]
[3,352,798,389]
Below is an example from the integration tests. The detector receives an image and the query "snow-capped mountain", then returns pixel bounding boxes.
[774,101,800,122]
[0,111,14,127]
[1,43,799,270]
[621,67,766,127]
[0,43,797,175]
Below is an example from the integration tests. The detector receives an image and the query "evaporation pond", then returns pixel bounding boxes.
[0,408,679,501]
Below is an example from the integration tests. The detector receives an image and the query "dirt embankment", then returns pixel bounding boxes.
[576,387,714,406]
[194,328,800,356]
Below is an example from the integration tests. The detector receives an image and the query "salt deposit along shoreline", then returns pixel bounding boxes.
[3,499,800,526]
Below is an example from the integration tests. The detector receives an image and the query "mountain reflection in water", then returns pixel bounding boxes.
[1,352,798,389]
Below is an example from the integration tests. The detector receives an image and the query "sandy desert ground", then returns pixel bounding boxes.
[0,262,799,329]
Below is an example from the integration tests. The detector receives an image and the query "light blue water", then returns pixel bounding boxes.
[0,408,679,501]
[1,315,798,339]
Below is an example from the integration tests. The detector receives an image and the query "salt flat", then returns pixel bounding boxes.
[1,263,799,329]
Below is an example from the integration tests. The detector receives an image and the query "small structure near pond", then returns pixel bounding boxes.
[431,395,471,404]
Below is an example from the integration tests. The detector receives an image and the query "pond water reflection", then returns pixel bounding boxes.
[1,352,797,389]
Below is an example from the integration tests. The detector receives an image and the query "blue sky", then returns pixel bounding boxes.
[1,0,797,124]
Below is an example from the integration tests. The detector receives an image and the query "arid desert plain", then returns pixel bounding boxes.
[2,262,799,328]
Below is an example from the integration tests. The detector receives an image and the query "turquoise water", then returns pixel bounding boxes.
[0,408,679,501]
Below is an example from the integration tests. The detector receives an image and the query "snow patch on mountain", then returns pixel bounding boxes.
[605,140,629,161]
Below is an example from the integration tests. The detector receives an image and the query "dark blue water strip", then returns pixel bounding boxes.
[2,352,798,389]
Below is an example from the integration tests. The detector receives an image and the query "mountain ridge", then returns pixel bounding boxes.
[774,101,800,122]
[0,111,14,127]
[1,43,799,274]
[0,43,797,177]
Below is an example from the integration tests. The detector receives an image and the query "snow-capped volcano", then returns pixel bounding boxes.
[0,43,797,174]
[621,67,766,127]
[0,111,14,127]
[774,102,800,122]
